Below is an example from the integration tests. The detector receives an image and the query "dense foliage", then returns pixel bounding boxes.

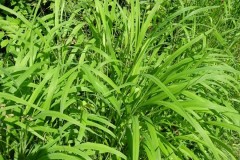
[0,0,240,159]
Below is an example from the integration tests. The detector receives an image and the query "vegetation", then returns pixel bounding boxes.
[0,0,240,159]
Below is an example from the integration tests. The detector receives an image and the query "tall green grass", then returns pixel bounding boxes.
[0,0,239,159]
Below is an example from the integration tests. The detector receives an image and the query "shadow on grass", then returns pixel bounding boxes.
[26,148,50,160]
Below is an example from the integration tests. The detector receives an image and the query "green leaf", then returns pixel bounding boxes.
[60,71,78,113]
[206,121,240,134]
[0,92,44,112]
[4,117,44,140]
[0,32,4,39]
[47,146,91,160]
[144,117,161,160]
[34,110,86,129]
[38,153,81,160]
[24,68,54,114]
[132,116,140,160]
[0,154,4,160]
[77,142,126,159]
[1,39,8,48]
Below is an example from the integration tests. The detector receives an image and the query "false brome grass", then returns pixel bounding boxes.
[0,0,240,159]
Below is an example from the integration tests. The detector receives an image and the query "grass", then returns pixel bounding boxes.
[0,0,240,159]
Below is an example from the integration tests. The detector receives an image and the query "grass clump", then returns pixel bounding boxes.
[0,0,240,159]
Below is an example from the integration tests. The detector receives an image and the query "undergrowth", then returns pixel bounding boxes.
[0,0,240,159]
